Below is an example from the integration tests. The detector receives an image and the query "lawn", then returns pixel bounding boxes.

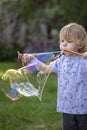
[0,62,62,130]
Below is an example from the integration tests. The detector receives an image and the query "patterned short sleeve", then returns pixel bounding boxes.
[50,55,64,74]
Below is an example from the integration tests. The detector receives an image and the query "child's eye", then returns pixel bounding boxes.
[67,40,73,43]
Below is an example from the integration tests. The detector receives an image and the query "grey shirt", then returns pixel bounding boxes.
[50,55,87,114]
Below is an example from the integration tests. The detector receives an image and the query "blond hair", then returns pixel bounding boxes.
[59,23,87,53]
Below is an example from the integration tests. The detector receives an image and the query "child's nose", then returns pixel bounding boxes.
[63,41,67,46]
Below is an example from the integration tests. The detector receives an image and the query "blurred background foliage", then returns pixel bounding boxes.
[0,0,87,61]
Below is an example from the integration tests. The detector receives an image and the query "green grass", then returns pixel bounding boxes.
[0,62,62,130]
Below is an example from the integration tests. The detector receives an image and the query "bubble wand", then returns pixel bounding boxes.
[1,51,60,101]
[63,48,83,56]
[2,48,84,101]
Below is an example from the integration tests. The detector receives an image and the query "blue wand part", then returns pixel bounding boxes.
[37,52,55,62]
[6,83,21,100]
[26,52,55,73]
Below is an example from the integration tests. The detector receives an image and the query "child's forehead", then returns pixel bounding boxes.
[59,26,80,41]
[59,30,74,40]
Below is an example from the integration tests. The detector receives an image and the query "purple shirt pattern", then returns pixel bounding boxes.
[50,55,87,114]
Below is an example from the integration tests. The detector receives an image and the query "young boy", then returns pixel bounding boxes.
[20,23,87,130]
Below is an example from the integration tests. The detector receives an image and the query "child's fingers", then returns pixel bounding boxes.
[22,54,34,63]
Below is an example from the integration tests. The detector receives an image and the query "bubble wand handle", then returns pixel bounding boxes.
[63,48,83,57]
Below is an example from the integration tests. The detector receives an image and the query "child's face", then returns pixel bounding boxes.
[59,39,79,57]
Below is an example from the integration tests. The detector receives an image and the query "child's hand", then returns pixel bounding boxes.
[82,52,87,59]
[21,53,35,63]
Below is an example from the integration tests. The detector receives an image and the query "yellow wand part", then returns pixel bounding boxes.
[2,69,23,80]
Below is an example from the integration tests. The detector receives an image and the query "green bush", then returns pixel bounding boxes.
[0,41,21,61]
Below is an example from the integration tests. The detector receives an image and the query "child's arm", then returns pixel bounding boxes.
[19,53,52,74]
